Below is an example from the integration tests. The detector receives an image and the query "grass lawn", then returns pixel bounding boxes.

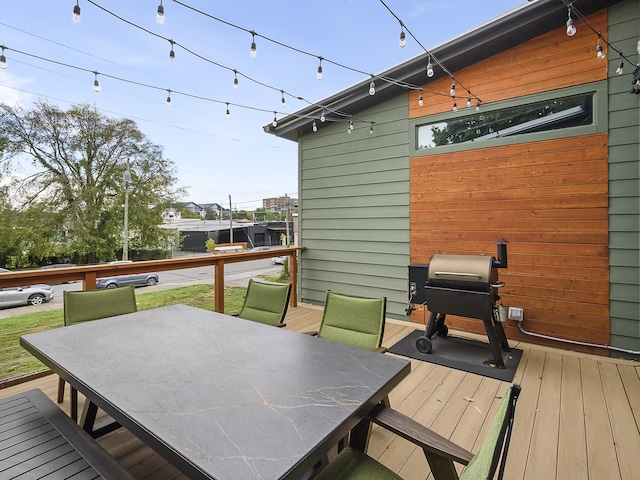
[0,284,248,382]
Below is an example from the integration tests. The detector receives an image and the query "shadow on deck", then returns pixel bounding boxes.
[1,304,639,479]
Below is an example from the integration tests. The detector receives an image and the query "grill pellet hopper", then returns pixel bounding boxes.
[408,239,510,368]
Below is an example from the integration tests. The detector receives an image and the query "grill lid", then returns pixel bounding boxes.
[427,254,496,289]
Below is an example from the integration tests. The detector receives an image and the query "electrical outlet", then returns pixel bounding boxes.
[410,282,417,296]
[508,307,523,321]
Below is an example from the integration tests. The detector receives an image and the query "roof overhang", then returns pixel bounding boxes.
[264,0,622,142]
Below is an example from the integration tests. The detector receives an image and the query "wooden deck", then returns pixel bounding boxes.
[2,304,639,479]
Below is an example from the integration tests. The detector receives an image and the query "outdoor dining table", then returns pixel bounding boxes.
[20,304,411,480]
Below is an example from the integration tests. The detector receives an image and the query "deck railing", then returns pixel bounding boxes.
[0,247,304,312]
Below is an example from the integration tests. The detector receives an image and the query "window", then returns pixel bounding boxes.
[417,93,593,149]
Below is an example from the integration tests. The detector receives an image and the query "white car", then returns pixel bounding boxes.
[96,272,159,289]
[0,284,55,308]
[272,256,286,265]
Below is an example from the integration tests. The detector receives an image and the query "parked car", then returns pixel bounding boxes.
[272,256,286,265]
[249,246,271,252]
[96,272,159,289]
[40,263,77,283]
[0,268,10,273]
[0,284,54,308]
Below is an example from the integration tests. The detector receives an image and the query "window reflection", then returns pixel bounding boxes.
[417,94,593,149]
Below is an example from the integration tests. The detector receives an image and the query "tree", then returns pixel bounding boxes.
[0,101,185,264]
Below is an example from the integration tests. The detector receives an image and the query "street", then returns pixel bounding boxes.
[0,259,283,318]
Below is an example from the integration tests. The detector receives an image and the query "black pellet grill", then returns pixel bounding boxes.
[408,240,510,368]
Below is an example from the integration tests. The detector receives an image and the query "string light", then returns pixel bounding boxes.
[226,102,230,118]
[169,40,175,60]
[156,1,165,25]
[369,79,376,96]
[233,70,239,89]
[369,123,374,134]
[281,90,286,108]
[93,71,101,92]
[272,112,278,127]
[566,5,576,37]
[466,92,472,107]
[166,89,172,108]
[317,57,323,80]
[250,31,257,58]
[349,119,354,131]
[452,98,457,112]
[426,57,434,78]
[399,26,406,48]
[596,36,605,60]
[0,46,6,69]
[320,109,326,122]
[449,78,456,97]
[616,55,624,75]
[312,121,317,132]
[418,93,423,107]
[72,1,81,23]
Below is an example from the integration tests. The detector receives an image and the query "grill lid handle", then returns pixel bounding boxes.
[433,271,482,278]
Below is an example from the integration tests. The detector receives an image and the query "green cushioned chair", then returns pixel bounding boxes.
[236,279,291,327]
[316,291,387,352]
[314,384,521,480]
[58,286,138,421]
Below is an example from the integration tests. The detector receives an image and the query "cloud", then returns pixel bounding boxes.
[0,71,34,107]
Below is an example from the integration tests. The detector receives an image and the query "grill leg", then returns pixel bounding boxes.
[482,319,506,368]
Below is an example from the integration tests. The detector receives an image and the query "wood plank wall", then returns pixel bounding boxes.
[408,10,610,352]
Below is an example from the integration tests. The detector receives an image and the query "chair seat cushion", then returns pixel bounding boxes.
[314,447,402,480]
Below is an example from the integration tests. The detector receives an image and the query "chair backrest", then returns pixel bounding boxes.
[238,279,291,326]
[317,291,386,350]
[63,286,138,326]
[460,384,522,480]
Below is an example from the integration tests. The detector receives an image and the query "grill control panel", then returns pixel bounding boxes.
[408,264,429,305]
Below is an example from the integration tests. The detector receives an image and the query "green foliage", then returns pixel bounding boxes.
[0,101,185,264]
[180,208,201,219]
[205,238,216,253]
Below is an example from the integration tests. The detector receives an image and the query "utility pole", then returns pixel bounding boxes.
[285,193,290,246]
[122,161,131,261]
[229,195,233,244]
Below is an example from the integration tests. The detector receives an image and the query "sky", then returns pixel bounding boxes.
[0,0,527,211]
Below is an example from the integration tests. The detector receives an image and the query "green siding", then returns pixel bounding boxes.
[608,0,640,352]
[298,95,411,319]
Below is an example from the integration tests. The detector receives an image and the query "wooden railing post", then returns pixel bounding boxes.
[214,261,225,313]
[289,253,298,307]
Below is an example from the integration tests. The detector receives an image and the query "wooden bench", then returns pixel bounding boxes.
[0,389,133,479]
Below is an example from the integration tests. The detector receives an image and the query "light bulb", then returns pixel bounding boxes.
[169,47,175,60]
[369,124,374,134]
[317,65,323,80]
[320,110,326,122]
[347,127,352,135]
[72,2,81,23]
[250,33,257,58]
[156,2,165,25]
[616,57,624,75]
[449,81,456,97]
[226,103,230,118]
[312,121,317,132]
[166,91,172,108]
[233,71,239,89]
[453,100,457,112]
[426,58,434,78]
[93,73,101,92]
[566,18,576,36]
[281,92,286,109]
[596,41,605,60]
[466,95,471,107]
[476,102,480,112]
[349,120,354,131]
[399,30,406,48]
[0,48,6,69]
[418,94,423,107]
[369,80,375,96]
[272,113,277,127]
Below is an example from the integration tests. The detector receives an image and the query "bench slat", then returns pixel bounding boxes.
[0,389,133,480]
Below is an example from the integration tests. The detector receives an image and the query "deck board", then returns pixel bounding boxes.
[1,304,639,480]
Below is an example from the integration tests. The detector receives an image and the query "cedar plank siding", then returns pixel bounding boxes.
[410,135,610,348]
[608,0,640,353]
[408,11,612,352]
